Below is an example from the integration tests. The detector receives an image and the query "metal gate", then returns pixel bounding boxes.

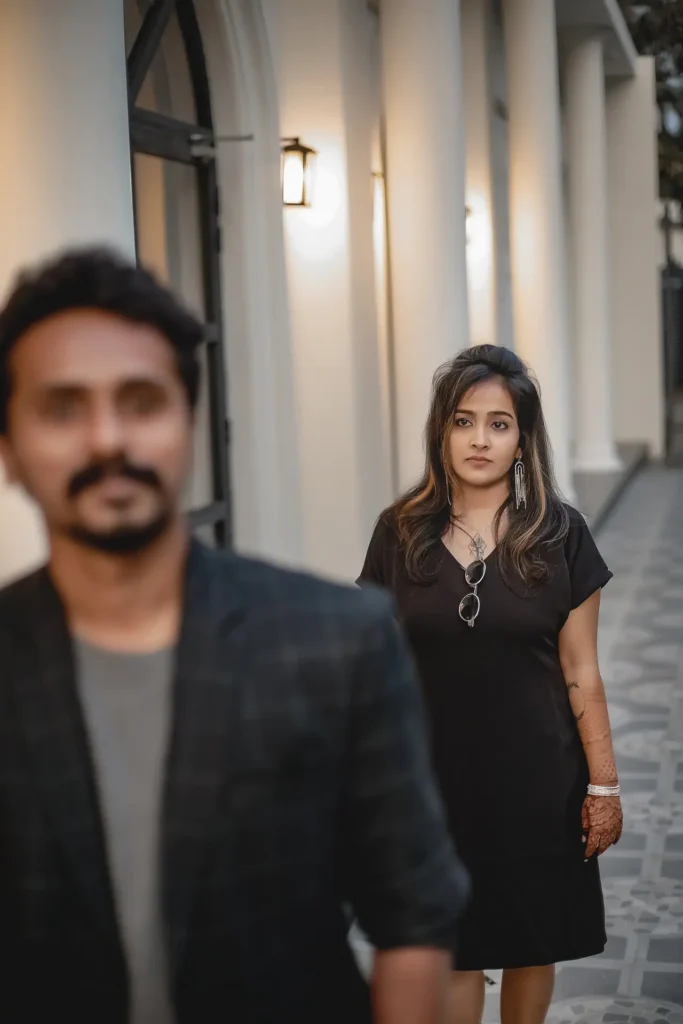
[127,0,231,546]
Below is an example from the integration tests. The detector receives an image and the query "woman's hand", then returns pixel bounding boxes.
[581,795,623,859]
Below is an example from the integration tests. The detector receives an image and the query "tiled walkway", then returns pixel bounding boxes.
[518,467,683,1024]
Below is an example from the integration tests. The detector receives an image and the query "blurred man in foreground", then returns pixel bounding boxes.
[0,249,468,1024]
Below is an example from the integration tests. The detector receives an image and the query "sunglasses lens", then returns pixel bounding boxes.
[459,593,480,623]
[465,560,486,587]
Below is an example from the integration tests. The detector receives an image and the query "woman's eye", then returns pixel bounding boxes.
[492,421,508,430]
[455,418,471,427]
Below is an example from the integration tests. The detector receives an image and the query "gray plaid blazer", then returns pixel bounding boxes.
[0,540,468,1023]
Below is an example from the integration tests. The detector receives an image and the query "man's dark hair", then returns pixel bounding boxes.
[0,246,204,433]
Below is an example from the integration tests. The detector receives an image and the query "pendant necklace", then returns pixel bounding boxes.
[453,517,495,561]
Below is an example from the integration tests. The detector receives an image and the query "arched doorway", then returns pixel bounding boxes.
[125,0,231,547]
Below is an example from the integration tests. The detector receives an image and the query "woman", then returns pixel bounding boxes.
[358,345,623,1024]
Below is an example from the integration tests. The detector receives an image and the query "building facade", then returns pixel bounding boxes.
[0,0,663,585]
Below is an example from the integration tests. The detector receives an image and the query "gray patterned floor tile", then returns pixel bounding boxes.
[600,857,647,879]
[662,861,683,882]
[617,758,662,775]
[614,730,683,763]
[604,937,629,959]
[640,645,680,667]
[603,878,683,937]
[640,974,683,1003]
[548,468,683,1015]
[546,997,683,1024]
[604,662,645,685]
[625,683,678,707]
[616,834,649,852]
[619,793,683,834]
[648,938,683,964]
[555,969,622,999]
[620,778,660,795]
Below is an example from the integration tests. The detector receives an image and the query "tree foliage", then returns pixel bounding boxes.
[620,0,683,198]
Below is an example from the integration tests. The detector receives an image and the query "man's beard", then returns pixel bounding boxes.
[64,454,172,555]
[67,511,172,555]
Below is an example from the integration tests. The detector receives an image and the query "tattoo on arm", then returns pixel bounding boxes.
[567,681,586,722]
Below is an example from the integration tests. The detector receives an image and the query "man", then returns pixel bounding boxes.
[0,249,468,1024]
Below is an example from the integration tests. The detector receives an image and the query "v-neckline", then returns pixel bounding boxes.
[440,537,499,573]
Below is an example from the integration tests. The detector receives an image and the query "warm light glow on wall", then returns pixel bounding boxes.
[283,147,346,262]
[372,173,386,257]
[465,192,495,346]
[465,194,490,267]
[303,162,342,227]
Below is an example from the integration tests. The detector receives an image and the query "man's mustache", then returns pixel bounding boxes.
[67,456,162,498]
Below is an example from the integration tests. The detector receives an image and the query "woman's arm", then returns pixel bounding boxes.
[559,590,623,858]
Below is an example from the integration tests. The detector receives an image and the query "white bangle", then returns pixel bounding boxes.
[587,783,620,797]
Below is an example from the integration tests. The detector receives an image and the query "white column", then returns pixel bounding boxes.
[606,59,664,459]
[380,0,470,491]
[565,35,621,472]
[503,0,574,499]
[462,0,497,349]
[0,0,135,584]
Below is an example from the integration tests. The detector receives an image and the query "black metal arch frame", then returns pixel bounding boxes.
[127,0,232,547]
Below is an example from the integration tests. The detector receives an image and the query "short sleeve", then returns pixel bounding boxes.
[357,514,397,589]
[564,507,613,610]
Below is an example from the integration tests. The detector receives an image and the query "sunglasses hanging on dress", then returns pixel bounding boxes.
[459,559,486,628]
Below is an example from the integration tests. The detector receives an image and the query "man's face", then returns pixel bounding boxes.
[0,308,194,553]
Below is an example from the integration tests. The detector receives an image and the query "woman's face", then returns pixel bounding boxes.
[447,377,521,491]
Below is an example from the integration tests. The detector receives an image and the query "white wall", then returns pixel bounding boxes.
[0,0,135,585]
[607,57,665,457]
[268,0,392,580]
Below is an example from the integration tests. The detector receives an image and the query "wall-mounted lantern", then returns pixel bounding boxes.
[281,137,317,207]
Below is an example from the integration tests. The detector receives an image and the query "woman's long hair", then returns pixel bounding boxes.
[388,345,569,586]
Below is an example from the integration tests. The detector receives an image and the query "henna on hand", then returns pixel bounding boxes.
[581,794,623,859]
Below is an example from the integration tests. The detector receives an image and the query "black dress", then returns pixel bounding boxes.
[357,507,612,971]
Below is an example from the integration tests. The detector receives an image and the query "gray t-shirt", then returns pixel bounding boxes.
[75,639,176,1024]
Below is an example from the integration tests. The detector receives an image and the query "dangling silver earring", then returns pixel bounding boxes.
[514,458,527,510]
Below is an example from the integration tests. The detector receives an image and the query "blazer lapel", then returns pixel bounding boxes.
[6,569,121,948]
[162,541,248,977]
